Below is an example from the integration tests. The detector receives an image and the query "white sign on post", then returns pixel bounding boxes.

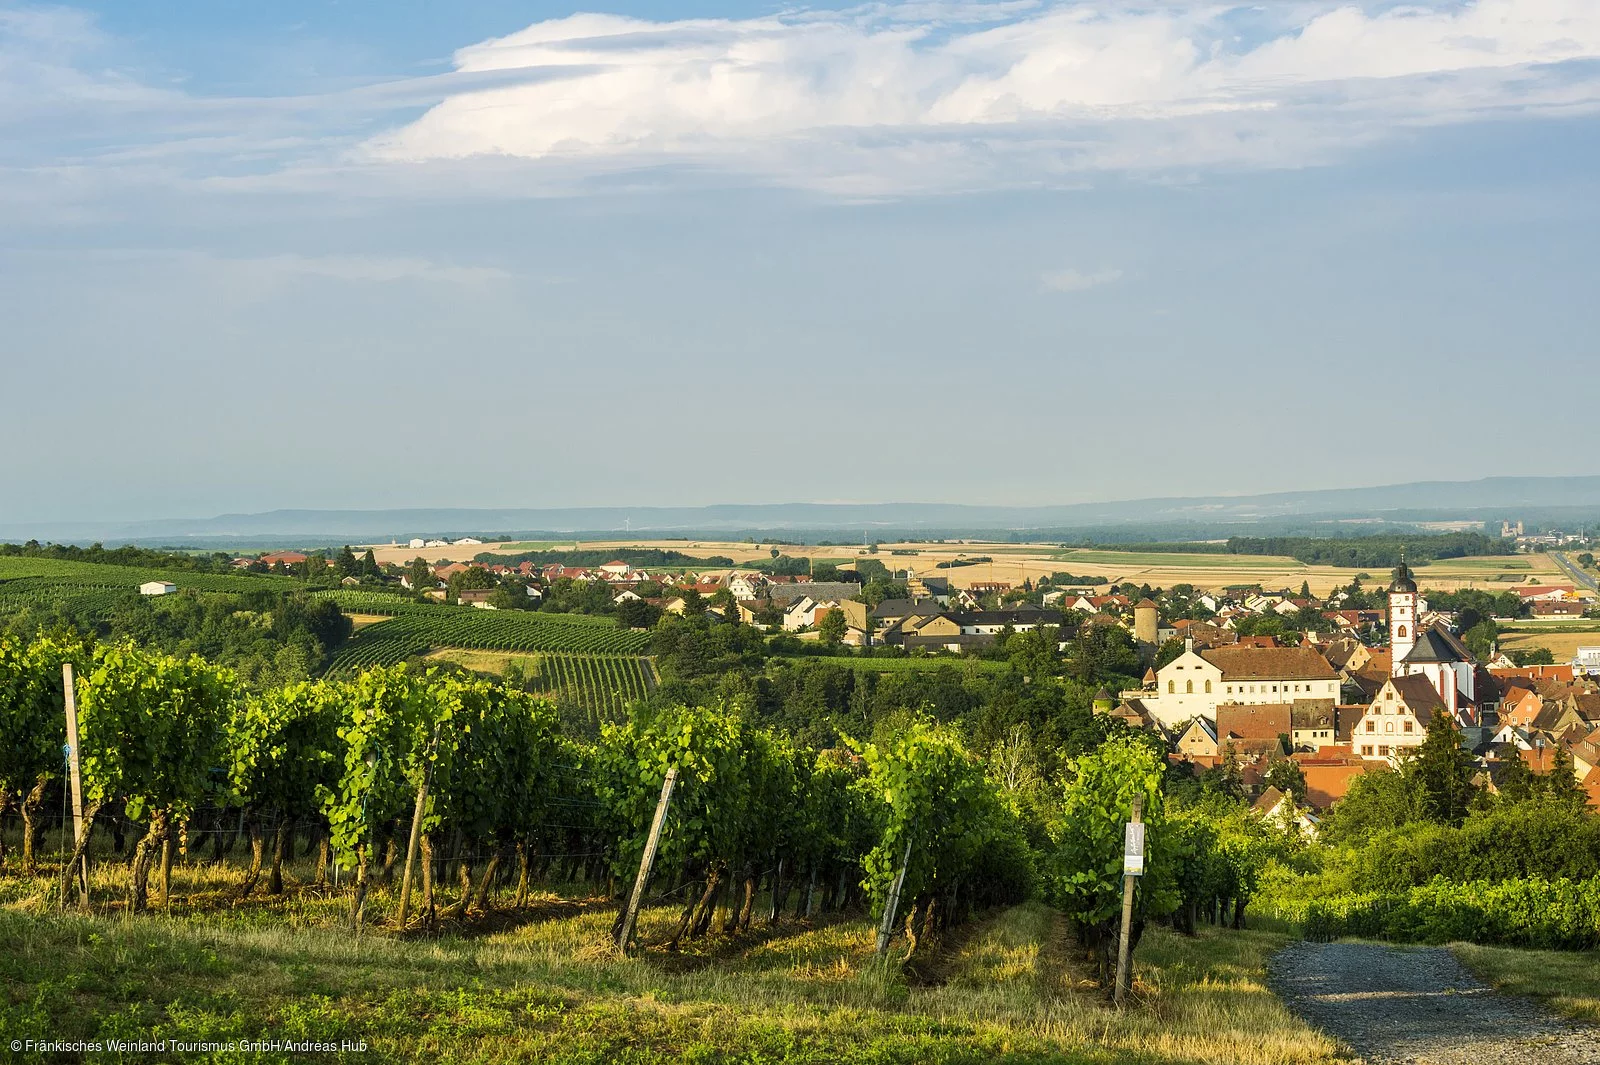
[1123,821,1146,876]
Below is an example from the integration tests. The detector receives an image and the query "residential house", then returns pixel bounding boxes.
[1353,674,1448,762]
[1531,600,1587,618]
[1173,716,1219,760]
[1290,700,1340,750]
[1215,702,1291,759]
[727,574,765,600]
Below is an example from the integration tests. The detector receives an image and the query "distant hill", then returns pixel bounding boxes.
[6,475,1600,547]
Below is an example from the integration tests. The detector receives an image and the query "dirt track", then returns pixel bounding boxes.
[1272,941,1599,1064]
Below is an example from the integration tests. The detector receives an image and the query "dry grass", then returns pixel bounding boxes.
[1451,943,1600,1022]
[1496,628,1600,661]
[0,854,1347,1065]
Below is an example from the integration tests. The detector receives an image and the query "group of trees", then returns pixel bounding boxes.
[0,589,351,689]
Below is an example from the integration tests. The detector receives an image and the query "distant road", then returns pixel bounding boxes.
[1551,551,1599,594]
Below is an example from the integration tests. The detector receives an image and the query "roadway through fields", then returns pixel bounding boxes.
[1272,942,1599,1064]
[1551,552,1599,595]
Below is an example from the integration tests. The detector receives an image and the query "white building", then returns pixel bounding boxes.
[408,538,426,549]
[139,580,177,596]
[1353,674,1447,762]
[1126,641,1341,729]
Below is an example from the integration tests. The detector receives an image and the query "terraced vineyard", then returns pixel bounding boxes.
[324,602,652,672]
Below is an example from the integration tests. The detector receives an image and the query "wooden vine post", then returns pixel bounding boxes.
[61,662,89,909]
[396,727,440,929]
[615,766,677,955]
[874,833,914,960]
[1114,793,1145,1007]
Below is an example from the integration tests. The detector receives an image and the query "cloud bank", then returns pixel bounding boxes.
[361,1,1600,194]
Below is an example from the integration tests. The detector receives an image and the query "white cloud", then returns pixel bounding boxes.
[1041,266,1122,292]
[5,1,1600,202]
[361,1,1600,193]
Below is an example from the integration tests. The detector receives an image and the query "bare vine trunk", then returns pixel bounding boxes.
[350,844,370,929]
[159,836,175,912]
[20,776,48,874]
[130,810,169,913]
[268,821,288,895]
[513,843,530,908]
[473,847,507,912]
[420,835,436,922]
[236,814,266,899]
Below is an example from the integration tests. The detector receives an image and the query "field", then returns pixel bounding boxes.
[359,538,1565,597]
[424,647,655,719]
[1495,626,1600,662]
[0,884,1340,1065]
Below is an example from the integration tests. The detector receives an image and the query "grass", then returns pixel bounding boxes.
[1451,943,1600,1022]
[0,842,1343,1065]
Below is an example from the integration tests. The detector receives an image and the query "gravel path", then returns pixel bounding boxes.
[1271,941,1599,1064]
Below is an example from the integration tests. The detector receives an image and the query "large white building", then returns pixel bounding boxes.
[1124,641,1341,729]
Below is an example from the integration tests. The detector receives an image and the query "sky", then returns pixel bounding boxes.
[3,0,1599,524]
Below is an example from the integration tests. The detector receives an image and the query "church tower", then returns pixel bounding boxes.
[1388,556,1418,676]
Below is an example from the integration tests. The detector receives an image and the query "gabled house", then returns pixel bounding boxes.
[1354,674,1446,762]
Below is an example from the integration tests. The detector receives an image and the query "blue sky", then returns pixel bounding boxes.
[3,1,1599,523]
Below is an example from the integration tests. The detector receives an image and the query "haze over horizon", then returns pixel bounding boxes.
[4,1,1599,524]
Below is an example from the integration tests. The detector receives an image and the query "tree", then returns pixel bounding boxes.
[1201,743,1246,801]
[1509,647,1555,667]
[1537,745,1586,807]
[406,557,434,593]
[1403,722,1478,827]
[1495,744,1537,803]
[337,545,361,578]
[1263,757,1307,806]
[770,547,780,559]
[818,607,847,647]
[361,549,381,579]
[448,566,495,599]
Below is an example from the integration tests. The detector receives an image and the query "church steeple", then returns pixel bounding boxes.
[1388,549,1418,675]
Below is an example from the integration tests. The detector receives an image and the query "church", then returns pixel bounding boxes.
[1386,559,1478,725]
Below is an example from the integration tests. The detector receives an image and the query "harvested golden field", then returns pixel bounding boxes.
[1496,627,1600,662]
[360,536,1565,597]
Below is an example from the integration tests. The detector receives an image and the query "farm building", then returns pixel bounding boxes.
[139,581,177,596]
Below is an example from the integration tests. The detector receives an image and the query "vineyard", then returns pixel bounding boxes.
[323,601,652,672]
[522,652,653,720]
[0,557,301,597]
